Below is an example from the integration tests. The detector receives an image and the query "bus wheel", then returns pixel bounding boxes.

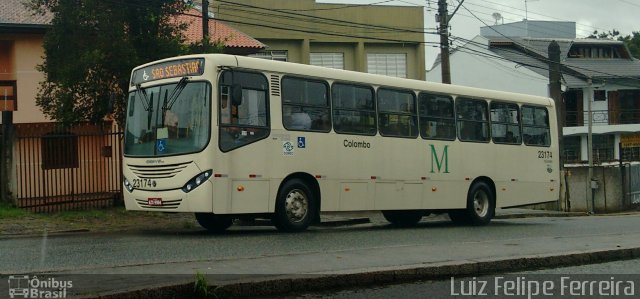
[273,179,314,232]
[449,181,495,226]
[382,210,424,227]
[195,213,233,233]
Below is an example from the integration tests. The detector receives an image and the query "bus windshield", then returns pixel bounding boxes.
[124,81,211,157]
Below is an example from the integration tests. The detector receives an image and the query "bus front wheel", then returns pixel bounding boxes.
[382,210,424,227]
[273,179,314,232]
[448,181,495,226]
[195,213,233,233]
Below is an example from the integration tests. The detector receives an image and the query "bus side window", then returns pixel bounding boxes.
[456,97,489,142]
[522,106,550,146]
[282,77,331,132]
[332,83,376,135]
[418,92,455,140]
[218,70,270,152]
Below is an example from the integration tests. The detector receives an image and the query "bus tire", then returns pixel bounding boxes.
[273,179,314,232]
[195,213,233,233]
[449,181,495,226]
[382,210,424,227]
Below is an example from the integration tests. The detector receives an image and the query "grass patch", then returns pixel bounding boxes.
[0,202,31,218]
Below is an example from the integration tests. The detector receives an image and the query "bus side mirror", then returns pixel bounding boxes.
[232,84,243,106]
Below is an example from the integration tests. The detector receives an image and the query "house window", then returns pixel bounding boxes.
[366,53,407,78]
[310,53,344,69]
[0,80,17,111]
[41,132,79,170]
[594,90,607,101]
[593,134,614,162]
[563,136,581,162]
[250,50,288,61]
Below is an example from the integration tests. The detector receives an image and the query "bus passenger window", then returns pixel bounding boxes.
[377,88,418,138]
[282,77,331,132]
[418,92,455,140]
[490,102,521,144]
[456,97,489,142]
[522,106,550,146]
[332,83,376,135]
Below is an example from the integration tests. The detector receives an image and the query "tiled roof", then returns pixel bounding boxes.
[1,2,264,51]
[488,37,640,88]
[177,8,265,49]
[0,0,52,26]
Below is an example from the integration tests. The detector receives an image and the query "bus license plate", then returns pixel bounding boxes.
[148,198,162,206]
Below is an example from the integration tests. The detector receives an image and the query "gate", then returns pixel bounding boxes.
[14,123,123,212]
[624,164,640,208]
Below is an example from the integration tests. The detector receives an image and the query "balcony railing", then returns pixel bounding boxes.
[565,109,640,127]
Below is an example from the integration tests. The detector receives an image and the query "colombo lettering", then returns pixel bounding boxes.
[343,139,371,149]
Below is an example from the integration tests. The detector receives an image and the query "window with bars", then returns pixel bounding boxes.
[310,53,344,69]
[250,50,288,61]
[366,53,407,78]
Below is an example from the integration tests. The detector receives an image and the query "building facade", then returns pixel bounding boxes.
[210,0,426,80]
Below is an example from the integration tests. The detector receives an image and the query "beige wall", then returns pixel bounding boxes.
[0,33,50,124]
[211,0,426,80]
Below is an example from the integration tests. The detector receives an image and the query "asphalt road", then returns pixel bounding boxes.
[292,259,640,299]
[1,214,640,297]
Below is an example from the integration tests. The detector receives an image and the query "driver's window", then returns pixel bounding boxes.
[218,71,270,152]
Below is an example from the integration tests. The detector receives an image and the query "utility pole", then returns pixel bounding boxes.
[202,0,209,49]
[587,77,595,214]
[437,0,451,84]
[548,40,566,210]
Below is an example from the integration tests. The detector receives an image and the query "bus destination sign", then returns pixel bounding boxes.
[131,58,205,85]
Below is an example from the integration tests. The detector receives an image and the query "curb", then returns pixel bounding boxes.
[82,246,640,299]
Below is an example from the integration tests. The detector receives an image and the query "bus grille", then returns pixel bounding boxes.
[135,198,182,209]
[127,161,192,179]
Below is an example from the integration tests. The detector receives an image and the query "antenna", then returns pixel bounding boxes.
[524,0,539,20]
[492,12,502,25]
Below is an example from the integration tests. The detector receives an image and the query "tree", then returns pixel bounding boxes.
[619,32,640,59]
[587,29,620,40]
[27,0,194,126]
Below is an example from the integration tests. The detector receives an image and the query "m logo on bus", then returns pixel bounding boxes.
[430,144,449,173]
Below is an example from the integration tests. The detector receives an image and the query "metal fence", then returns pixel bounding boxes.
[14,123,123,212]
[624,164,640,207]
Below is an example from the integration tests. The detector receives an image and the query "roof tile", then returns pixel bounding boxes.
[0,0,53,26]
[177,8,265,49]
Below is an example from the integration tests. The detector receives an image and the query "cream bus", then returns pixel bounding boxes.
[123,54,559,232]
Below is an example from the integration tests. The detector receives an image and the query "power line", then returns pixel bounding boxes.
[212,0,430,35]
[280,0,397,11]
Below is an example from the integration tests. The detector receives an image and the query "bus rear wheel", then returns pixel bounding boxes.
[195,213,233,233]
[382,210,424,227]
[448,181,495,226]
[273,179,314,232]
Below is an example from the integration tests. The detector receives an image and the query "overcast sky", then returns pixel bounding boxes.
[319,0,639,68]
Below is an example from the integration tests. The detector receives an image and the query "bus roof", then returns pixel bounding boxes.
[133,53,554,107]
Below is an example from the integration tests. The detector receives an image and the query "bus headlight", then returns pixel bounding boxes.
[182,170,213,193]
[123,177,134,193]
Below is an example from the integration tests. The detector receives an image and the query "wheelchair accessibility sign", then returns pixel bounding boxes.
[297,137,306,148]
[156,139,167,153]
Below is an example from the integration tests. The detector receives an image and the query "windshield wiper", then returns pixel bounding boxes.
[135,84,151,111]
[164,77,188,111]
